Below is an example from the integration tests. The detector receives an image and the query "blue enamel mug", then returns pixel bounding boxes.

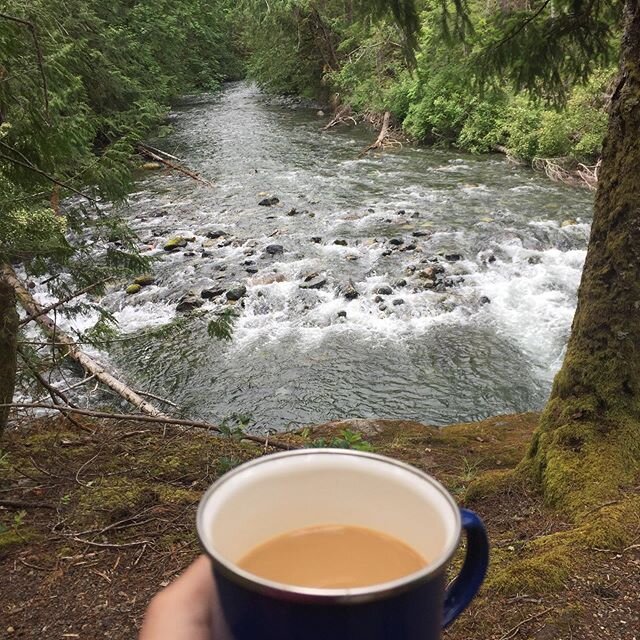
[197,449,488,640]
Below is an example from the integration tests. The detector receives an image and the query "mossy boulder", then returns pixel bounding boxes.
[133,274,156,286]
[126,284,142,295]
[163,236,188,251]
[142,161,162,170]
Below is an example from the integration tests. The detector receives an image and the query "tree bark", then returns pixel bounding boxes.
[1,265,166,419]
[527,0,640,512]
[0,266,19,433]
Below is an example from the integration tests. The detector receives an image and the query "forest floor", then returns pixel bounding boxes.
[1,412,638,639]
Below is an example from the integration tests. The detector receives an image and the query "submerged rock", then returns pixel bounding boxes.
[206,230,226,239]
[265,244,284,256]
[393,278,407,288]
[310,236,322,243]
[299,275,327,290]
[333,239,348,246]
[245,266,259,274]
[126,284,141,295]
[444,253,463,262]
[201,287,226,300]
[374,285,393,296]
[337,310,347,318]
[259,196,279,206]
[392,298,405,306]
[226,285,247,301]
[480,296,491,305]
[337,280,359,300]
[389,237,404,246]
[250,273,286,285]
[176,292,204,312]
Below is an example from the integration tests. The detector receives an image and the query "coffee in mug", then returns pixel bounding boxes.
[237,523,427,588]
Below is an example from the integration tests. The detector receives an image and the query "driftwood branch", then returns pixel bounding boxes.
[4,403,297,451]
[136,144,214,187]
[137,142,183,163]
[0,12,49,121]
[3,265,166,418]
[359,111,391,156]
[18,278,110,327]
[0,499,56,510]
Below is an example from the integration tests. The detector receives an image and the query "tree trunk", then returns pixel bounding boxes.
[526,0,640,513]
[0,267,19,433]
[1,265,167,419]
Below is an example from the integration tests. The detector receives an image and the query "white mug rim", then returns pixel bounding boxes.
[196,449,462,604]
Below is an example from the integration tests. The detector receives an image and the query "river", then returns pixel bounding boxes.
[90,82,592,431]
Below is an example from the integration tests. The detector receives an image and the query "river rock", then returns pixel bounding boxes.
[381,250,392,257]
[379,304,387,311]
[389,237,404,246]
[410,212,420,218]
[183,251,196,257]
[163,236,188,251]
[265,244,284,256]
[259,196,279,206]
[373,295,384,303]
[419,265,445,281]
[226,285,247,301]
[337,311,347,318]
[201,287,226,300]
[126,284,141,295]
[206,230,226,239]
[404,265,417,275]
[250,273,286,285]
[310,236,322,243]
[317,110,325,116]
[374,285,393,295]
[142,161,162,170]
[396,210,406,216]
[402,243,417,251]
[287,208,300,216]
[392,298,405,306]
[487,254,497,263]
[393,279,407,288]
[337,280,359,300]
[176,293,204,312]
[444,253,462,262]
[245,266,259,274]
[561,219,577,227]
[412,230,430,237]
[480,296,491,305]
[333,239,348,246]
[133,274,155,286]
[300,275,327,290]
[528,255,542,265]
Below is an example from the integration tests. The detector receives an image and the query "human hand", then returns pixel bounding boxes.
[140,555,217,640]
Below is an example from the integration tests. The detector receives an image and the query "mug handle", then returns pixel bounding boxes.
[442,508,489,628]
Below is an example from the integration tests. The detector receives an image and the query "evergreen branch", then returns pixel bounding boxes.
[0,12,50,121]
[0,150,96,204]
[490,0,553,51]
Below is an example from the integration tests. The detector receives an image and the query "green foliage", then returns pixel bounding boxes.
[311,429,374,451]
[207,309,236,341]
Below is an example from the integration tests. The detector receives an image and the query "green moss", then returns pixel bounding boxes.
[464,469,516,502]
[163,236,187,251]
[0,527,35,553]
[126,283,142,294]
[133,274,156,286]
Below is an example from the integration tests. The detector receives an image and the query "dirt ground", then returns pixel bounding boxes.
[1,412,638,639]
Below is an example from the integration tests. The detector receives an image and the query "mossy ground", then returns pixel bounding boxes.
[1,413,638,638]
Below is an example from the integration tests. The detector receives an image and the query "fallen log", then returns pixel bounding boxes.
[3,265,166,418]
[136,144,213,187]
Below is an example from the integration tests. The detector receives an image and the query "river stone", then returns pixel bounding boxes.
[206,230,226,239]
[259,196,279,206]
[480,296,491,305]
[287,208,300,216]
[393,279,407,288]
[528,255,542,265]
[389,237,404,246]
[373,295,384,303]
[226,285,247,301]
[133,274,155,286]
[337,280,359,300]
[379,304,387,311]
[381,250,392,257]
[310,236,322,243]
[444,253,462,262]
[201,287,226,300]
[250,273,286,285]
[396,210,406,216]
[265,244,284,256]
[561,219,577,227]
[337,311,347,318]
[125,284,141,295]
[183,251,196,257]
[404,265,417,275]
[245,266,259,274]
[142,161,162,170]
[163,236,188,251]
[333,239,348,246]
[488,254,497,263]
[300,275,327,290]
[410,212,420,218]
[392,298,405,306]
[374,285,393,295]
[412,230,430,237]
[176,293,204,312]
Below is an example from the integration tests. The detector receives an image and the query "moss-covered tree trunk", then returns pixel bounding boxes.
[0,269,19,434]
[527,0,640,513]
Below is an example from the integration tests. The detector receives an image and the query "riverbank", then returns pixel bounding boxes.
[2,413,638,638]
